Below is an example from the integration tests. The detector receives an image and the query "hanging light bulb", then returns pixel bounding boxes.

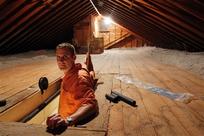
[104,17,113,25]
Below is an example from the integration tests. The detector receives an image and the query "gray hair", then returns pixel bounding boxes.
[56,43,76,56]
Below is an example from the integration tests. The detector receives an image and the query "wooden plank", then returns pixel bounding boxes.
[122,84,157,136]
[0,60,62,100]
[137,58,204,136]
[0,78,61,121]
[143,59,204,118]
[26,96,60,124]
[0,122,105,136]
[127,61,190,136]
[92,53,109,74]
[112,50,204,136]
[120,55,157,136]
[161,66,204,118]
[85,74,112,131]
[109,52,155,136]
[119,51,131,75]
[108,74,125,136]
[99,52,115,74]
[1,49,204,136]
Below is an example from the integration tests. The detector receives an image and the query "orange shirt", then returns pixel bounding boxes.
[58,63,97,119]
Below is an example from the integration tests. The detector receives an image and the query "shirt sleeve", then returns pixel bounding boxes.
[75,71,97,107]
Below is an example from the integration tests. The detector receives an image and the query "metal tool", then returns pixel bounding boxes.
[105,91,136,107]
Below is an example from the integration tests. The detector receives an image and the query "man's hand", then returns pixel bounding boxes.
[46,114,68,129]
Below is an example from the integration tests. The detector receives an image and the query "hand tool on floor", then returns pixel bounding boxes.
[105,91,136,106]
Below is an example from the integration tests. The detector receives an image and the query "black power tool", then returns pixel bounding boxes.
[105,91,136,107]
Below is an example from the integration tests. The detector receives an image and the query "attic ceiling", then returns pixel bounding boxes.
[0,0,204,55]
[93,0,204,51]
[0,0,97,55]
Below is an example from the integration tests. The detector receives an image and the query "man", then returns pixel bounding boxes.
[46,43,98,129]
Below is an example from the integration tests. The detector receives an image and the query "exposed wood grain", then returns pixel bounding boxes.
[0,121,105,136]
[85,74,112,131]
[108,60,125,136]
[0,60,62,100]
[0,49,203,136]
[132,56,204,136]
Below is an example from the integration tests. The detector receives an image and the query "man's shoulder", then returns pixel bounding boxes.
[77,68,93,84]
[78,68,89,76]
[74,64,95,89]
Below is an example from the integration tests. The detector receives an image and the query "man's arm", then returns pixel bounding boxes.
[46,101,98,128]
[69,72,98,125]
[69,103,98,125]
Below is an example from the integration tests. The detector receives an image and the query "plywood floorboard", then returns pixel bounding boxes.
[127,55,204,136]
[0,122,105,136]
[0,49,203,136]
[0,60,62,100]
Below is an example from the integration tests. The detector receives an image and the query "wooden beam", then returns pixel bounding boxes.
[0,78,61,121]
[0,122,106,136]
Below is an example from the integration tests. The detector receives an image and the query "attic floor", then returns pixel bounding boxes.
[0,49,204,136]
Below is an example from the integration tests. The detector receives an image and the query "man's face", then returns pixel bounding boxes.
[56,48,76,73]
